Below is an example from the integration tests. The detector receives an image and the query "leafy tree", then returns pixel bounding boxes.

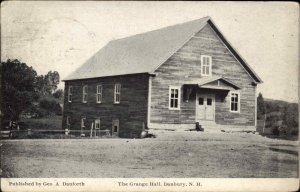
[53,89,64,99]
[257,92,266,120]
[35,71,60,95]
[45,71,60,94]
[284,103,298,135]
[0,59,39,121]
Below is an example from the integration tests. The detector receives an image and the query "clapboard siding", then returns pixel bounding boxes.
[62,74,149,138]
[150,23,256,126]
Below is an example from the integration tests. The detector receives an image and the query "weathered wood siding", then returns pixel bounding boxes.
[62,74,149,138]
[150,24,256,126]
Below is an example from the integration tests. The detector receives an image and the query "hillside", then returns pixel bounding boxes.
[257,97,298,138]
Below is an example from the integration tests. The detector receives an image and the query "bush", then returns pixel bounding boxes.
[39,99,62,116]
[53,89,64,99]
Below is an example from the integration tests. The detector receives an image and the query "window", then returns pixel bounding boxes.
[66,116,71,129]
[81,117,86,134]
[112,119,119,136]
[94,119,101,137]
[95,119,100,129]
[82,85,88,103]
[230,92,240,112]
[207,98,212,106]
[169,86,181,110]
[96,85,102,103]
[114,83,121,104]
[198,97,204,105]
[201,55,212,76]
[68,86,73,102]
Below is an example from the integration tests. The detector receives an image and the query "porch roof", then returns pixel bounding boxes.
[184,76,241,91]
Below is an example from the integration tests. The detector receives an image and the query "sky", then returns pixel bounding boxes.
[1,1,299,103]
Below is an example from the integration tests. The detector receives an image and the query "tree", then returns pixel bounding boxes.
[257,92,266,120]
[284,103,298,135]
[45,71,60,94]
[35,71,60,95]
[0,59,39,121]
[53,89,64,99]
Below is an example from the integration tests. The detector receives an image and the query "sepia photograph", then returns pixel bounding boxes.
[0,1,299,191]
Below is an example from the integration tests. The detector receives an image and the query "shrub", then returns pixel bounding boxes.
[39,99,62,116]
[53,89,64,99]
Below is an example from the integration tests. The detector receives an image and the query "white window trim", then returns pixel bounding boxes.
[96,84,102,103]
[82,85,88,103]
[66,116,71,129]
[95,119,100,129]
[68,86,73,103]
[114,83,121,104]
[168,86,181,110]
[200,55,212,76]
[229,91,241,113]
[81,117,86,129]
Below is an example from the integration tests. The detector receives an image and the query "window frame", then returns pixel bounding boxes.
[168,86,181,110]
[95,119,100,129]
[96,84,102,103]
[68,86,73,103]
[81,117,86,129]
[229,91,240,113]
[114,83,121,104]
[82,85,88,103]
[200,55,212,76]
[66,116,71,129]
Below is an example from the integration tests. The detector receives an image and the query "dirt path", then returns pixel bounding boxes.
[1,132,298,178]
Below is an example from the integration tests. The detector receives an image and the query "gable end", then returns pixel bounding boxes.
[207,20,262,83]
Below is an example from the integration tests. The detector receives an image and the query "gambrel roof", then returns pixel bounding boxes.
[64,17,262,83]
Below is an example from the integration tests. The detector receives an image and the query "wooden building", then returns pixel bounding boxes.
[62,17,262,138]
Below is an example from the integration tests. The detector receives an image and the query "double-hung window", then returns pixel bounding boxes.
[95,119,100,129]
[81,117,86,133]
[82,85,88,103]
[114,83,121,104]
[230,92,240,112]
[68,86,73,102]
[96,85,102,103]
[169,86,180,110]
[66,116,71,129]
[201,55,212,76]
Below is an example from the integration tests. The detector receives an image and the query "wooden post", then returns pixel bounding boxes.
[263,113,266,134]
[90,122,94,138]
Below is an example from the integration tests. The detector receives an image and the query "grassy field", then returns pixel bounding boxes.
[20,116,62,130]
[0,131,298,178]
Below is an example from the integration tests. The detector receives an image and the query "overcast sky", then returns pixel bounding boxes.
[1,1,299,102]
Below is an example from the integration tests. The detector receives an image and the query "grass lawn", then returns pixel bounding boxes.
[20,116,62,130]
[0,131,298,178]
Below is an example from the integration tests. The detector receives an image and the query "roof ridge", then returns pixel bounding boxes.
[109,16,211,43]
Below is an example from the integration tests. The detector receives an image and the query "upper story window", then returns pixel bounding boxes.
[68,86,73,102]
[230,92,240,113]
[82,85,88,103]
[114,83,121,104]
[96,85,102,103]
[66,116,71,129]
[169,86,181,110]
[201,55,212,76]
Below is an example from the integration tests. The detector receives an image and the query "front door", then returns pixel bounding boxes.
[196,94,215,121]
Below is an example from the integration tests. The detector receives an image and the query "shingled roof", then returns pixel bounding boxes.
[64,17,262,83]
